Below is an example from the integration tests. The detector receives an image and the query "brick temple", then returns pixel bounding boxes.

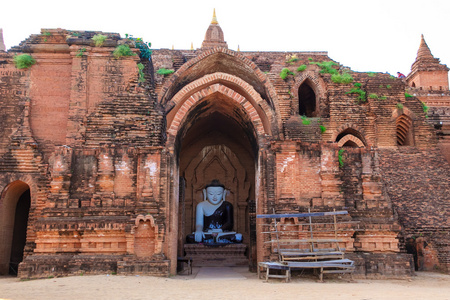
[0,11,448,278]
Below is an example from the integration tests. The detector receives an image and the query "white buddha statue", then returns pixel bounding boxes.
[187,179,242,244]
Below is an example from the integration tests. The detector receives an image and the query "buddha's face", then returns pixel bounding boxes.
[206,186,225,205]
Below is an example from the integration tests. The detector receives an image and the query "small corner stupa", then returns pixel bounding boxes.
[409,34,449,74]
[201,9,228,49]
[0,29,6,51]
[407,34,449,90]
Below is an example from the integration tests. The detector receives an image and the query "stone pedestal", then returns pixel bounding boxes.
[184,244,248,267]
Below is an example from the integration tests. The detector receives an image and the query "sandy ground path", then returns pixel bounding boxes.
[1,268,449,300]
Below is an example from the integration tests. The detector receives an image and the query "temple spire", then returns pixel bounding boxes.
[416,34,433,61]
[201,9,228,49]
[406,34,449,89]
[211,8,218,25]
[410,34,447,74]
[0,29,5,51]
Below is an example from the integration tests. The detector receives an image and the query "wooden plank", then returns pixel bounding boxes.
[323,269,354,274]
[280,251,344,256]
[257,210,348,219]
[264,238,343,244]
[287,262,354,268]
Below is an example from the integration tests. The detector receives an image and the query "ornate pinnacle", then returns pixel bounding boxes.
[211,8,218,24]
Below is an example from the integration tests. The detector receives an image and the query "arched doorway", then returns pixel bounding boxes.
[175,92,258,267]
[298,80,317,117]
[0,181,31,275]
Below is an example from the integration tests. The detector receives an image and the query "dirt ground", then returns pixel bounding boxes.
[0,268,449,300]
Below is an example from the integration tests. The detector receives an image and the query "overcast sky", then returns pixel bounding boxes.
[1,0,449,77]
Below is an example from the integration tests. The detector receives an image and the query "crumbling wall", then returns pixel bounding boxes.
[379,147,450,272]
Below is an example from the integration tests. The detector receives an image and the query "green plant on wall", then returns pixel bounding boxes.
[338,149,345,168]
[396,103,404,109]
[405,92,413,98]
[346,82,366,103]
[92,34,107,47]
[369,93,379,99]
[297,64,307,72]
[309,61,338,75]
[113,44,135,59]
[301,115,311,125]
[286,54,299,64]
[367,72,376,77]
[137,63,145,82]
[320,125,327,134]
[280,68,294,80]
[331,72,354,84]
[125,34,152,60]
[13,54,36,69]
[76,48,86,58]
[421,101,429,116]
[42,31,51,42]
[156,68,175,76]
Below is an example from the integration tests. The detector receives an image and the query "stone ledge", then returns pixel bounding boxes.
[346,252,414,279]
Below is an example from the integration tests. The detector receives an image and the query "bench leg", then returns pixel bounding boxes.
[319,267,324,282]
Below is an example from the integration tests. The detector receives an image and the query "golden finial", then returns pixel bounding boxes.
[211,8,218,24]
[172,45,174,50]
[237,45,240,52]
[191,42,194,50]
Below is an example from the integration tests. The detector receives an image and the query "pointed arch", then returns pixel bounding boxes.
[158,48,281,131]
[396,114,414,146]
[337,134,365,148]
[166,78,272,148]
[292,71,327,118]
[335,128,367,148]
[298,79,317,117]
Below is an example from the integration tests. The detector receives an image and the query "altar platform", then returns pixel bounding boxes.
[184,244,248,267]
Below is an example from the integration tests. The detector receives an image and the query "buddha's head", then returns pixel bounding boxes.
[204,179,226,205]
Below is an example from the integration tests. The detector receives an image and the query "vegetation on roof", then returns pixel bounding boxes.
[92,34,107,47]
[346,82,366,103]
[125,34,152,60]
[13,54,36,69]
[331,72,354,84]
[297,65,307,72]
[309,61,339,75]
[280,68,294,80]
[113,44,135,59]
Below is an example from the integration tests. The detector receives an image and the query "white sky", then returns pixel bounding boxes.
[1,0,449,77]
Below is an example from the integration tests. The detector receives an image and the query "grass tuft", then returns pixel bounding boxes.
[13,54,36,69]
[92,34,107,47]
[297,65,307,72]
[157,68,175,76]
[113,45,135,59]
[280,68,294,80]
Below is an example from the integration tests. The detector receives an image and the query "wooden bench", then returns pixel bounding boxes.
[287,258,355,282]
[257,210,355,282]
[257,262,291,282]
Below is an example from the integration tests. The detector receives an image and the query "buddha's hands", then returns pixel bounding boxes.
[194,231,205,242]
